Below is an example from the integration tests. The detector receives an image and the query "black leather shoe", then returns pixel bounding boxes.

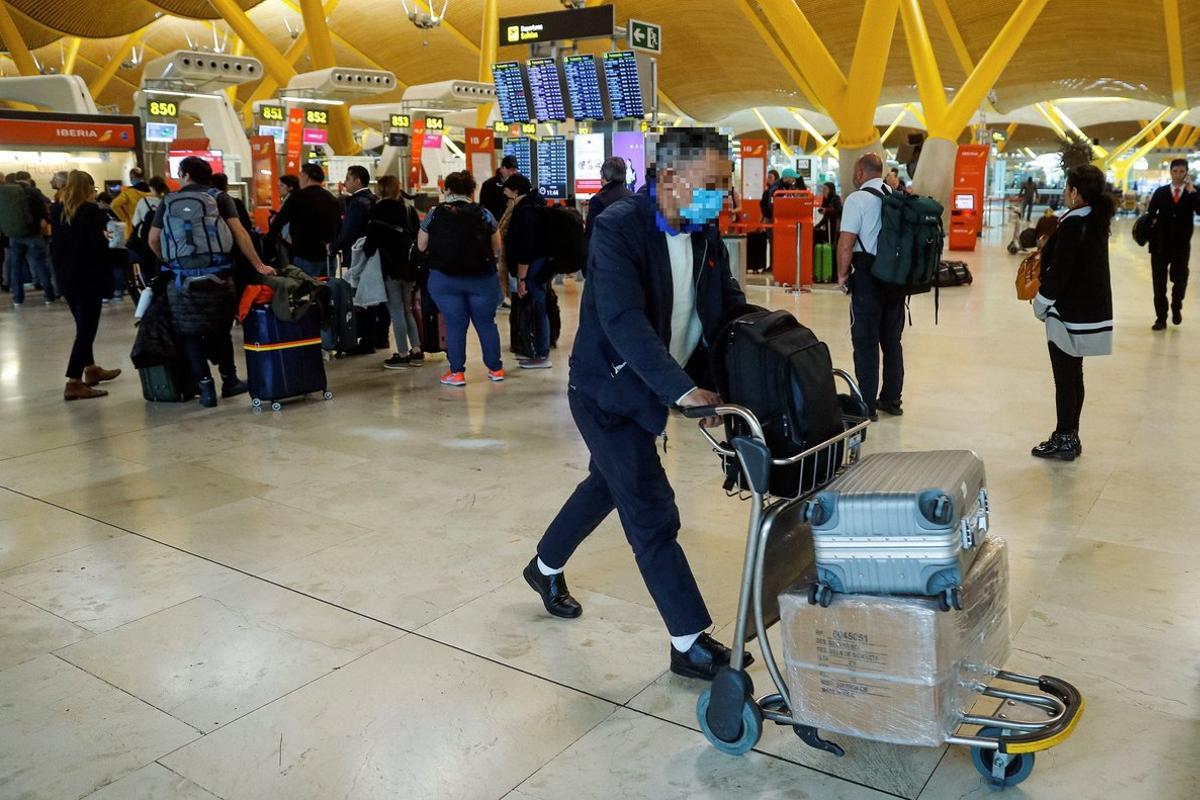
[1173,309,1183,326]
[221,377,250,398]
[1031,432,1078,461]
[877,399,903,416]
[669,633,754,681]
[1153,319,1167,331]
[523,557,582,619]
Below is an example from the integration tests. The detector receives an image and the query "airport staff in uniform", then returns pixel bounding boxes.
[838,153,905,420]
[523,128,753,681]
[1146,158,1198,330]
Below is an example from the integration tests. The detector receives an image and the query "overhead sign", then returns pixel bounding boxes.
[627,19,662,55]
[305,109,329,125]
[302,127,329,145]
[424,115,445,131]
[500,6,614,45]
[0,118,138,150]
[260,105,285,122]
[389,114,411,129]
[493,120,509,134]
[147,100,178,118]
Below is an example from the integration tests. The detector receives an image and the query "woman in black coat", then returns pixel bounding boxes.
[51,170,121,401]
[1031,164,1115,461]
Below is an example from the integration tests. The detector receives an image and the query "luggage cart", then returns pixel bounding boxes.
[680,374,1084,789]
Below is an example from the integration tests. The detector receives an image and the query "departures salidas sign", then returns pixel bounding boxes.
[500,6,614,45]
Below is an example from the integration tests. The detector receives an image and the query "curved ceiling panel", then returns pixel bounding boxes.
[149,1,264,20]
[7,0,160,38]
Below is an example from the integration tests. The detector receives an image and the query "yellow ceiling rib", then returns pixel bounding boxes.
[62,36,81,75]
[1033,103,1070,142]
[928,0,974,75]
[996,121,1018,152]
[297,0,357,155]
[0,1,39,76]
[879,107,910,145]
[1186,126,1200,149]
[813,132,840,158]
[1104,109,1175,167]
[1044,101,1108,157]
[241,27,320,127]
[733,0,824,112]
[898,0,948,122]
[1163,0,1187,110]
[1172,124,1193,149]
[89,28,145,98]
[209,0,294,86]
[477,0,499,126]
[752,107,793,157]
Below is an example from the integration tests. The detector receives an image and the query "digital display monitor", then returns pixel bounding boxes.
[603,51,645,119]
[257,124,286,145]
[563,54,605,121]
[611,132,645,192]
[536,136,569,200]
[145,122,178,143]
[502,138,533,182]
[954,193,976,210]
[492,61,531,124]
[574,133,605,196]
[167,150,224,179]
[527,57,567,122]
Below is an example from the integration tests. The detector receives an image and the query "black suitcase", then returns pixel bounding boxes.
[509,294,536,358]
[243,304,330,410]
[138,361,195,403]
[934,260,973,287]
[747,230,770,271]
[411,283,446,354]
[322,276,373,357]
[712,309,845,498]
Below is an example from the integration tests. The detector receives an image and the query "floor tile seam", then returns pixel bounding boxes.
[0,416,179,466]
[495,705,624,800]
[615,703,912,800]
[47,651,207,737]
[151,761,229,800]
[0,587,95,634]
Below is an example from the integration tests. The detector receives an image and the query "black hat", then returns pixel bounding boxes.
[503,173,532,195]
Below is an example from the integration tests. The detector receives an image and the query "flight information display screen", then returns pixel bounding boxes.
[563,54,605,121]
[527,57,567,122]
[492,61,531,124]
[536,136,569,200]
[602,51,645,119]
[502,138,533,182]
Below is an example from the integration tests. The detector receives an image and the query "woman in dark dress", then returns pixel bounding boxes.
[51,170,121,401]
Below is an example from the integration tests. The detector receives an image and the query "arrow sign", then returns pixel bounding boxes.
[628,18,661,55]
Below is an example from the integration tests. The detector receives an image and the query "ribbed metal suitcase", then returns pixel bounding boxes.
[803,450,989,609]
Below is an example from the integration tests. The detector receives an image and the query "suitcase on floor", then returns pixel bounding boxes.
[934,260,973,287]
[138,361,195,403]
[804,450,990,609]
[814,243,834,283]
[509,293,536,358]
[243,303,330,408]
[411,283,447,355]
[747,230,769,271]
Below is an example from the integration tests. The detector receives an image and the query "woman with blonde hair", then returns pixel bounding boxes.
[50,170,121,400]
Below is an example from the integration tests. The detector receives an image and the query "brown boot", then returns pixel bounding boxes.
[83,365,121,386]
[64,380,108,401]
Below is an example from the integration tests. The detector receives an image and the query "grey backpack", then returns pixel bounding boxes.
[160,188,233,276]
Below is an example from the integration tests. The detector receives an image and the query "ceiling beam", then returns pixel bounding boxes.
[1163,0,1187,110]
[733,0,823,112]
[0,1,39,76]
[297,0,356,154]
[89,29,145,98]
[62,36,81,75]
[753,107,793,157]
[928,0,974,76]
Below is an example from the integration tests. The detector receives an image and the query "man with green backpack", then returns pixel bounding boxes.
[837,154,944,419]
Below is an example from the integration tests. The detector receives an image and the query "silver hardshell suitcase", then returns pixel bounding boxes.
[803,450,989,610]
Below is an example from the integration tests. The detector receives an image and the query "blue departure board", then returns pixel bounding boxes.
[563,54,605,121]
[503,138,533,182]
[536,136,569,200]
[527,57,567,122]
[602,51,645,119]
[492,61,531,124]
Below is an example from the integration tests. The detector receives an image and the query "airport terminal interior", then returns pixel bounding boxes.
[1,1,1198,799]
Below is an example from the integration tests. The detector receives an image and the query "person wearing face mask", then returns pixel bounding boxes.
[523,128,752,682]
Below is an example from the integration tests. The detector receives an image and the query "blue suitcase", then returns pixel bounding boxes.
[243,303,332,411]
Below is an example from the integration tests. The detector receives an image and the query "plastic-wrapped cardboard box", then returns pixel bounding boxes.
[779,536,1010,747]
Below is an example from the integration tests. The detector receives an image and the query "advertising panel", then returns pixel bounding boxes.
[573,132,605,196]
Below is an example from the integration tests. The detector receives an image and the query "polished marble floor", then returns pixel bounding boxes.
[1,220,1197,800]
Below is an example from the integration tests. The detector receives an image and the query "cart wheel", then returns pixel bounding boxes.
[323,390,333,401]
[696,689,762,756]
[817,585,834,608]
[270,401,282,412]
[971,727,1036,788]
[251,397,262,408]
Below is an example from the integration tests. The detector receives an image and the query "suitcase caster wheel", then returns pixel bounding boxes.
[270,401,282,412]
[696,688,762,756]
[814,584,834,608]
[251,397,262,408]
[951,587,963,611]
[323,391,333,401]
[971,728,1035,787]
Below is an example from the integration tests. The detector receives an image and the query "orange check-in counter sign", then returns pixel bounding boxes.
[1,119,138,150]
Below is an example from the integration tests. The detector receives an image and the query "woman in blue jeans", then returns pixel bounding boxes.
[416,171,504,386]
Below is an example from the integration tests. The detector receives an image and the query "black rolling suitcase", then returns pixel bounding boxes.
[747,230,770,271]
[138,361,195,403]
[412,282,446,354]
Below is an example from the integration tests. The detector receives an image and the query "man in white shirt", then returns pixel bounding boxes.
[838,153,905,419]
[523,128,752,682]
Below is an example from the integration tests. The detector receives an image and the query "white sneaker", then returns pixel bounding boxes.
[518,358,553,370]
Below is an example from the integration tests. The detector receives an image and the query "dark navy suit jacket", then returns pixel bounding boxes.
[569,191,747,434]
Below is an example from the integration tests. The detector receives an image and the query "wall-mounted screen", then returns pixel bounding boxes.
[492,61,531,124]
[563,54,605,121]
[536,135,569,200]
[145,122,178,143]
[502,137,533,182]
[527,57,567,123]
[257,124,286,145]
[602,51,645,119]
[573,132,605,196]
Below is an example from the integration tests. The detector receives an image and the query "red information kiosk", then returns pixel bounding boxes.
[771,189,816,287]
[949,144,989,251]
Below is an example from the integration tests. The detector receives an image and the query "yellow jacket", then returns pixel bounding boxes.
[111,185,150,238]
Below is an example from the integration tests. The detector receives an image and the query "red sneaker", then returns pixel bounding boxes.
[440,371,466,387]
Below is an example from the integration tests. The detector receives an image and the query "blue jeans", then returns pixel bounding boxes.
[293,255,329,278]
[525,258,551,359]
[6,236,55,303]
[427,270,502,374]
[537,389,712,637]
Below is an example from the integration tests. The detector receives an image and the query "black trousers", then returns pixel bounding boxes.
[65,293,103,380]
[1151,245,1189,322]
[536,390,712,637]
[850,269,905,412]
[1048,342,1084,434]
[181,334,238,386]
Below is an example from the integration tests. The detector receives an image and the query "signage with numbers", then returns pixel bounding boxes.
[261,105,285,122]
[389,114,411,129]
[536,135,569,199]
[424,115,445,131]
[521,122,538,136]
[502,138,533,182]
[563,54,605,121]
[492,61,531,124]
[627,19,662,55]
[148,100,178,118]
[527,57,567,122]
[305,109,329,125]
[493,120,510,134]
[602,51,645,119]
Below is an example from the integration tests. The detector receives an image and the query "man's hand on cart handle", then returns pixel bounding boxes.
[678,388,723,428]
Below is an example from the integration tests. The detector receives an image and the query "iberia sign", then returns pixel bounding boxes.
[1,119,138,150]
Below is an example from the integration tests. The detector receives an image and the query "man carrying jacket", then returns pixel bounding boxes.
[523,128,752,681]
[1146,158,1198,330]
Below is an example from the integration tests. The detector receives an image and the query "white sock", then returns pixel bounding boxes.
[537,557,564,577]
[671,632,702,653]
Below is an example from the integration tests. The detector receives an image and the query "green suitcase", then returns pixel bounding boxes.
[139,362,195,403]
[814,243,834,283]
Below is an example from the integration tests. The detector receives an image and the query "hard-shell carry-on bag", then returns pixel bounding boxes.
[243,302,331,411]
[412,281,447,354]
[138,361,195,403]
[711,309,845,498]
[803,449,990,610]
[813,243,834,283]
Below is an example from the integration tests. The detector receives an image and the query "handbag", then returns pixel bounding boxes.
[1015,250,1040,301]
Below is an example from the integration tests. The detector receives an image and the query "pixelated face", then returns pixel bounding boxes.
[657,146,731,225]
[1172,164,1188,184]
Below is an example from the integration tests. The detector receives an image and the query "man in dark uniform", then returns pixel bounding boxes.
[522,128,752,681]
[1147,158,1199,330]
